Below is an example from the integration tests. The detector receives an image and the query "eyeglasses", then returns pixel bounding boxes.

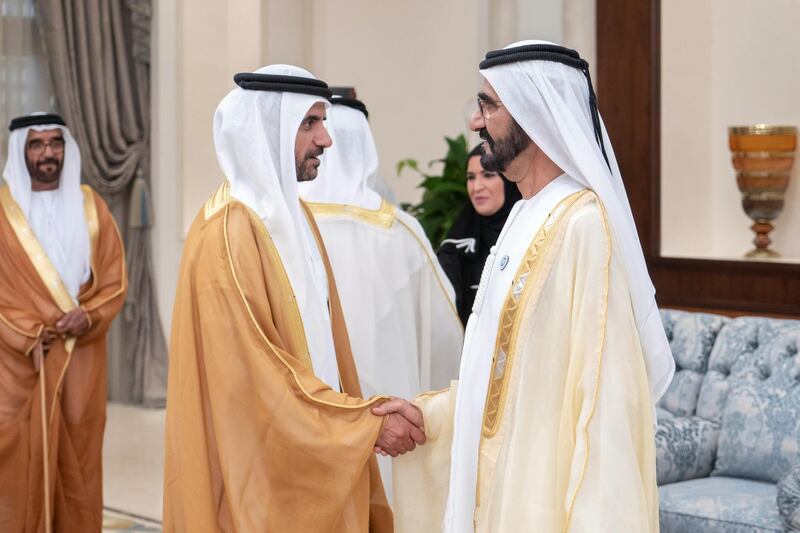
[27,138,65,154]
[476,97,504,119]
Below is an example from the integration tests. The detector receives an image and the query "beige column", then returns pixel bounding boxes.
[152,0,269,332]
[563,0,595,79]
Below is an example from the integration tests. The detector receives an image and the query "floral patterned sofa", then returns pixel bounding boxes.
[656,309,800,532]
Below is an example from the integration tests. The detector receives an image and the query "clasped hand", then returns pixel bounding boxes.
[31,308,90,371]
[56,307,90,337]
[372,397,426,457]
[41,308,90,350]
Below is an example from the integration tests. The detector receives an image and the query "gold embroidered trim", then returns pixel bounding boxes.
[306,199,396,229]
[0,186,76,314]
[49,344,74,429]
[24,324,45,356]
[240,204,313,371]
[300,200,331,267]
[413,385,451,402]
[301,201,353,393]
[79,193,127,313]
[204,181,232,220]
[563,199,612,532]
[481,190,590,437]
[78,186,101,296]
[308,199,463,331]
[81,185,99,258]
[300,201,334,318]
[223,205,386,410]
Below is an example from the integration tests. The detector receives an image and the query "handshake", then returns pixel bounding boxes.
[371,397,426,457]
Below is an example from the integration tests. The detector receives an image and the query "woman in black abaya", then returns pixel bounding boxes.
[437,145,522,325]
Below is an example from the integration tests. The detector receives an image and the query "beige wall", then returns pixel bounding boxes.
[151,0,180,333]
[152,0,269,330]
[563,0,595,80]
[179,0,266,230]
[661,0,713,256]
[662,0,800,259]
[307,0,488,203]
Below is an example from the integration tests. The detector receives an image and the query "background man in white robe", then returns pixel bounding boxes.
[299,94,464,499]
[384,40,676,532]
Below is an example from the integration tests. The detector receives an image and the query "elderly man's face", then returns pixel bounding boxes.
[25,128,65,186]
[295,102,333,182]
[469,79,530,173]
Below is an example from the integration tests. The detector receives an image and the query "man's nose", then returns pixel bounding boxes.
[42,144,56,157]
[469,108,484,132]
[317,128,333,149]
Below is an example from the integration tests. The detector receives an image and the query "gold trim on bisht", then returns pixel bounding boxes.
[729,125,798,136]
[309,198,461,327]
[80,185,99,255]
[205,181,233,220]
[222,205,387,409]
[80,185,100,275]
[306,199,396,229]
[481,190,591,438]
[0,186,77,315]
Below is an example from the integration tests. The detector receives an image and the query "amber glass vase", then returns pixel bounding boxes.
[729,125,797,258]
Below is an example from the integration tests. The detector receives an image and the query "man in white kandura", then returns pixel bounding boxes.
[382,40,675,532]
[299,94,463,499]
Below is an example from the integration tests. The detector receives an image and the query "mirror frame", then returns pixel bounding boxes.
[596,0,800,317]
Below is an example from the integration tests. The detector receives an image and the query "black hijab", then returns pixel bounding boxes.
[437,146,522,324]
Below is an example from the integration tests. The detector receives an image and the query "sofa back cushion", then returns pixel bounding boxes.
[712,328,800,483]
[658,310,728,417]
[696,317,800,423]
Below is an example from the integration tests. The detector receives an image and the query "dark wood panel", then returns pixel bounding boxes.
[596,0,800,318]
[665,305,800,321]
[597,0,659,256]
[651,258,800,316]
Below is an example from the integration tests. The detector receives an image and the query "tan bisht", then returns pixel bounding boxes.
[0,184,127,533]
[393,191,658,532]
[163,182,393,533]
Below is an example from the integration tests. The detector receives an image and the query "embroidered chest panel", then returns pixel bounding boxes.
[481,190,590,437]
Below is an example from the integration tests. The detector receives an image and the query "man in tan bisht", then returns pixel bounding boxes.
[163,65,425,533]
[383,41,676,532]
[0,113,127,533]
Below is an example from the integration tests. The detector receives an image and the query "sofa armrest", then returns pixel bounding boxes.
[656,416,720,485]
[778,464,800,531]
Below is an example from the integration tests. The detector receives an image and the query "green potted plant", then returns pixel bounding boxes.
[398,134,470,247]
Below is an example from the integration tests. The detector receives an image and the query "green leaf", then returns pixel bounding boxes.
[396,158,420,176]
[445,136,466,159]
[396,132,472,242]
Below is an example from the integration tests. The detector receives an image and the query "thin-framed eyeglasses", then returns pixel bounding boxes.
[27,138,65,154]
[476,97,504,119]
